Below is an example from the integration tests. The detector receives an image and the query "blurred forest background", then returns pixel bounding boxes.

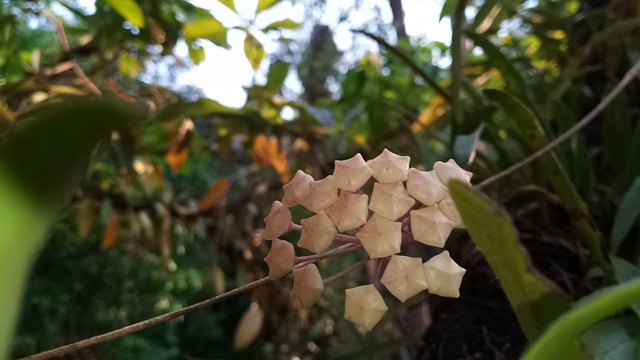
[2,0,640,359]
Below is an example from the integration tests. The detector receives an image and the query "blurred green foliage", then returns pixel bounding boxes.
[1,0,640,359]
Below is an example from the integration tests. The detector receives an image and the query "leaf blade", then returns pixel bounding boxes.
[611,177,640,253]
[106,0,145,28]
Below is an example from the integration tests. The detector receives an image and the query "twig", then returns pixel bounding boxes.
[476,59,640,189]
[20,277,272,360]
[352,29,451,102]
[41,9,101,95]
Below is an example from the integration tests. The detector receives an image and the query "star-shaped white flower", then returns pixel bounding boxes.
[325,191,369,232]
[438,195,464,228]
[406,168,448,206]
[423,251,466,298]
[333,153,373,191]
[282,170,313,207]
[410,206,456,248]
[369,182,415,220]
[262,201,292,240]
[433,159,473,186]
[366,148,410,183]
[380,255,428,303]
[356,213,401,258]
[264,238,295,280]
[293,264,324,308]
[298,210,338,253]
[344,284,388,331]
[299,175,339,213]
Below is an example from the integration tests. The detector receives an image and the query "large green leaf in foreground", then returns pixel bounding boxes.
[448,180,570,341]
[0,97,142,359]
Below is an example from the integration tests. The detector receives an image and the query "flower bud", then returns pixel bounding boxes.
[292,264,324,308]
[264,238,295,279]
[344,284,388,331]
[333,153,373,191]
[406,168,447,206]
[369,182,415,220]
[282,170,313,207]
[423,250,466,298]
[410,205,456,248]
[262,201,292,240]
[299,175,339,213]
[381,255,428,303]
[438,195,464,228]
[433,159,472,186]
[298,210,338,253]
[326,191,369,232]
[367,148,410,183]
[356,213,401,258]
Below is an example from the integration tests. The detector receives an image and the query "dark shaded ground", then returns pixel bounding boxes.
[417,189,588,360]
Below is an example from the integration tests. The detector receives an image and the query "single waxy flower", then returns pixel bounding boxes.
[380,255,428,303]
[298,210,338,253]
[282,170,313,207]
[406,168,448,206]
[326,191,369,232]
[333,153,373,191]
[264,238,295,280]
[356,213,401,258]
[433,159,473,186]
[293,264,324,308]
[366,148,410,183]
[263,201,292,240]
[423,250,466,298]
[369,182,415,220]
[438,195,463,227]
[410,206,456,248]
[344,284,388,331]
[300,175,339,213]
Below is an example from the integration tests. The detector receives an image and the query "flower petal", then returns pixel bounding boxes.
[326,191,369,232]
[344,284,388,331]
[369,182,415,220]
[298,210,338,253]
[366,148,410,183]
[333,153,373,191]
[356,213,401,258]
[423,251,466,298]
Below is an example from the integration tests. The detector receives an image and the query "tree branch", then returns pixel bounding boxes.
[476,59,640,190]
[352,29,451,102]
[19,277,272,360]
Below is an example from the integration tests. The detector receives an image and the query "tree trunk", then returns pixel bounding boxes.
[388,0,408,42]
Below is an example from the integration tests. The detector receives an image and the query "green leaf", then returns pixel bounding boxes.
[244,33,265,70]
[611,257,640,317]
[188,43,206,65]
[151,99,241,123]
[471,0,500,31]
[218,0,236,12]
[256,0,281,13]
[611,177,640,253]
[453,124,483,167]
[581,317,640,360]
[0,98,141,359]
[448,180,570,341]
[184,17,228,48]
[266,61,290,92]
[522,279,640,360]
[106,0,145,28]
[263,19,301,32]
[465,31,527,99]
[440,0,460,20]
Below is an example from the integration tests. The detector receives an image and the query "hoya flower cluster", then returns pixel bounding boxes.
[262,149,471,331]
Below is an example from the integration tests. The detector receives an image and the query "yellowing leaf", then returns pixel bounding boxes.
[244,33,265,70]
[166,149,188,174]
[412,95,446,132]
[252,135,289,184]
[199,178,231,211]
[218,0,236,12]
[102,213,120,249]
[234,302,264,349]
[77,201,98,238]
[263,19,301,32]
[207,266,226,295]
[188,43,206,65]
[119,54,141,78]
[256,0,281,13]
[47,85,87,96]
[184,18,225,40]
[106,0,145,28]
